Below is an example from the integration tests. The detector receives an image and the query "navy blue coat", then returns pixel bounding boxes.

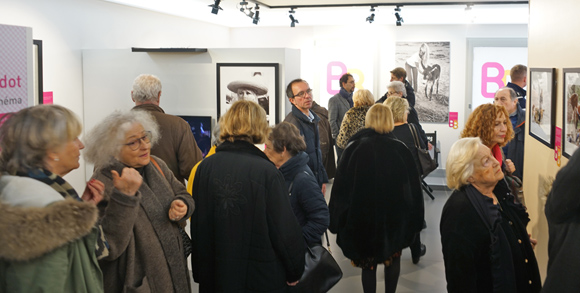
[280,152,330,246]
[284,105,329,187]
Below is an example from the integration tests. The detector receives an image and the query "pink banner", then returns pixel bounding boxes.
[449,112,458,129]
[0,24,29,114]
[43,91,53,104]
[555,126,562,166]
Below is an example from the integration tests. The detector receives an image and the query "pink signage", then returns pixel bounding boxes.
[0,24,29,114]
[555,126,562,166]
[449,112,458,129]
[43,91,53,104]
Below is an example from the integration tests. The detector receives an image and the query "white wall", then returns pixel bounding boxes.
[230,24,528,169]
[1,0,230,190]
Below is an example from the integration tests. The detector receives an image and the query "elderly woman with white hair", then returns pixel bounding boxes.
[441,137,541,293]
[85,110,194,293]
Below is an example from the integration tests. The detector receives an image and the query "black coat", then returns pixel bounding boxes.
[544,148,580,292]
[284,105,329,187]
[191,140,305,293]
[328,128,424,262]
[391,123,427,176]
[280,152,330,246]
[503,103,525,179]
[440,181,541,293]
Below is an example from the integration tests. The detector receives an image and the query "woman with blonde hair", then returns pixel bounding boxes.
[191,100,305,292]
[329,104,424,293]
[405,42,430,90]
[336,89,375,150]
[441,137,540,292]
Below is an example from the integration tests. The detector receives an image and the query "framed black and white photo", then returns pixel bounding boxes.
[528,68,556,148]
[217,63,279,125]
[562,68,580,157]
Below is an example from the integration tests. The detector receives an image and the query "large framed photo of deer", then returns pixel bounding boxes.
[529,68,556,148]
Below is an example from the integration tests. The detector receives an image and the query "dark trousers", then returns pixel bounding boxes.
[410,232,422,258]
[361,256,401,293]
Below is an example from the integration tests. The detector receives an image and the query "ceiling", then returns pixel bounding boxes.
[103,0,529,27]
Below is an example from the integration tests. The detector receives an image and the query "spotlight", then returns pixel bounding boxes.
[252,4,260,24]
[394,6,403,26]
[209,0,222,14]
[366,6,376,23]
[289,8,298,27]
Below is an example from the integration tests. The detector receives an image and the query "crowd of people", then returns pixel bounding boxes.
[0,65,576,293]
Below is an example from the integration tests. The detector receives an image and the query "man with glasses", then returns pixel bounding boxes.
[131,74,203,185]
[328,73,355,160]
[284,79,329,195]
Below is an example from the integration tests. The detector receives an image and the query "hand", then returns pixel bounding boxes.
[505,159,516,174]
[321,183,327,198]
[169,199,187,222]
[82,179,105,205]
[428,142,434,150]
[287,280,299,286]
[529,233,537,250]
[111,168,142,196]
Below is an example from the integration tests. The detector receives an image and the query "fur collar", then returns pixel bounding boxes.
[0,198,98,261]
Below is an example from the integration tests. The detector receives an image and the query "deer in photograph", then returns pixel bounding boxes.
[422,64,441,101]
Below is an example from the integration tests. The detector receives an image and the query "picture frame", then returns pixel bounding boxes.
[528,68,556,148]
[217,63,279,125]
[562,68,580,158]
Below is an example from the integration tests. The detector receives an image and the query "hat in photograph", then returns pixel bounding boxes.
[227,72,268,96]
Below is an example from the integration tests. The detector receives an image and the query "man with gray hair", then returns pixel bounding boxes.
[506,64,528,109]
[494,87,525,179]
[131,74,203,184]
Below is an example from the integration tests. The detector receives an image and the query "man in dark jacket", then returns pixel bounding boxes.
[506,64,527,109]
[328,73,355,161]
[494,87,525,179]
[131,74,203,185]
[311,101,336,179]
[284,79,329,194]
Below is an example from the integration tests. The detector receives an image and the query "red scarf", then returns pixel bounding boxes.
[491,144,503,167]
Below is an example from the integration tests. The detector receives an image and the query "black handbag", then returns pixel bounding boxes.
[409,124,438,176]
[293,232,343,293]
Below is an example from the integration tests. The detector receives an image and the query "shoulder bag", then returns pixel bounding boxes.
[408,123,438,176]
[288,173,343,293]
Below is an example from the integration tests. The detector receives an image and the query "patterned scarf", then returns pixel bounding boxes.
[21,169,110,259]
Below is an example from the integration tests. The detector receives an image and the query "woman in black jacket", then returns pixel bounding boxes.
[441,137,541,293]
[191,101,305,292]
[329,104,424,293]
[264,122,329,246]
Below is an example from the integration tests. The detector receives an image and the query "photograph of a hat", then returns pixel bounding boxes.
[227,72,269,96]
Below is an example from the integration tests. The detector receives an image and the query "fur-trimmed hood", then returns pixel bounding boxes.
[0,189,98,262]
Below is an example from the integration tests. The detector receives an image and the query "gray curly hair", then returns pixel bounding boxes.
[131,74,162,103]
[84,110,159,169]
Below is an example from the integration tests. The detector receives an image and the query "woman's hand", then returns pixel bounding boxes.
[82,179,105,204]
[505,159,516,174]
[287,280,299,286]
[111,168,142,196]
[529,233,538,250]
[169,199,187,221]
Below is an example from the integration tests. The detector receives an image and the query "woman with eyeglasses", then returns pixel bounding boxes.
[84,110,194,293]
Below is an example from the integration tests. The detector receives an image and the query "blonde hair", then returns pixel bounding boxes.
[353,89,375,107]
[383,96,409,123]
[365,104,394,134]
[84,110,160,169]
[220,100,269,144]
[0,105,82,174]
[446,137,483,190]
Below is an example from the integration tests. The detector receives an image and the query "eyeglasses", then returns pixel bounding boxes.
[386,91,398,96]
[292,88,313,98]
[123,131,152,151]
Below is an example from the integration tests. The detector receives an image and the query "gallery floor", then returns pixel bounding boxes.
[189,181,453,293]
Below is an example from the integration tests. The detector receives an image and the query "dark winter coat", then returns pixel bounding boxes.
[544,148,580,292]
[328,128,424,262]
[506,82,527,109]
[191,140,305,293]
[0,175,103,293]
[390,123,427,176]
[504,103,525,179]
[280,152,330,246]
[284,105,329,187]
[133,104,203,184]
[311,101,336,179]
[95,156,194,293]
[440,181,541,293]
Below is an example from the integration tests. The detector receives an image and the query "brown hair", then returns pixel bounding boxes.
[390,67,407,80]
[267,122,306,156]
[461,103,514,148]
[220,100,269,144]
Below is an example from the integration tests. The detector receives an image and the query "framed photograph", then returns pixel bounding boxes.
[528,68,556,148]
[562,68,580,157]
[217,63,279,125]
